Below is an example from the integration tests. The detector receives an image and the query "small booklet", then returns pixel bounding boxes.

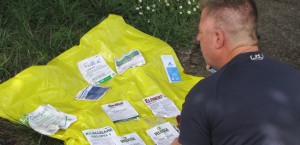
[82,126,117,145]
[112,132,146,145]
[161,55,182,83]
[20,104,77,135]
[115,50,146,74]
[146,122,179,145]
[75,85,110,101]
[78,54,116,85]
[143,94,180,118]
[101,100,140,123]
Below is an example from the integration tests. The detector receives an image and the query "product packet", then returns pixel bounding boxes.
[82,126,117,145]
[78,54,116,85]
[75,85,110,101]
[115,50,145,74]
[20,104,77,135]
[143,94,180,118]
[101,100,140,123]
[161,55,182,83]
[112,132,146,145]
[146,122,179,145]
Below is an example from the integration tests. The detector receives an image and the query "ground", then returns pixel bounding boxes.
[0,0,299,144]
[176,0,300,77]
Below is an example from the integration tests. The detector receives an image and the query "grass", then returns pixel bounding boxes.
[0,0,200,144]
[0,0,200,83]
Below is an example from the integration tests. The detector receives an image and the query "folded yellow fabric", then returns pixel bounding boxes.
[0,14,203,145]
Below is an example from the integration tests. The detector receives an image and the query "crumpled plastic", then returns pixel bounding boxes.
[0,14,203,145]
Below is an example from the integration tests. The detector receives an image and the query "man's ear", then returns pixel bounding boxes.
[214,29,224,49]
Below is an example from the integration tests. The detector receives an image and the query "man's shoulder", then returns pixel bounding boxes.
[186,72,222,102]
[192,73,220,91]
[221,52,299,78]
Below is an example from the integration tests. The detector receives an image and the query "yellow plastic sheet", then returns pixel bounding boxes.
[0,15,203,145]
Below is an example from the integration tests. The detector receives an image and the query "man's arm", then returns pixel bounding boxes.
[171,138,181,145]
[178,79,215,145]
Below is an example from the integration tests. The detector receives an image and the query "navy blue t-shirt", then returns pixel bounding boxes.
[179,52,300,145]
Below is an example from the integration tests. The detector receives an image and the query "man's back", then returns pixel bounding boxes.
[179,52,300,145]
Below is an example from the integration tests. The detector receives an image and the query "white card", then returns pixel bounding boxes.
[146,122,179,145]
[78,54,116,85]
[22,104,77,135]
[82,126,117,145]
[143,94,180,118]
[101,100,140,123]
[161,55,182,83]
[112,132,146,145]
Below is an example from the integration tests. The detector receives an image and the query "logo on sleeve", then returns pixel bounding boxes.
[250,54,264,61]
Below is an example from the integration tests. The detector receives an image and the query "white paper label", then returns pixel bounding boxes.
[146,122,179,145]
[112,132,146,145]
[143,94,180,118]
[82,126,117,145]
[101,100,140,123]
[161,55,182,83]
[78,54,116,85]
[24,104,77,135]
[115,50,146,74]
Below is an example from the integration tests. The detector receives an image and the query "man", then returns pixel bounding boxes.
[172,0,300,144]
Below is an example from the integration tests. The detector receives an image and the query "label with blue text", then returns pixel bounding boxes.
[161,55,182,83]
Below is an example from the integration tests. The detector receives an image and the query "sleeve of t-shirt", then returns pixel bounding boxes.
[179,79,216,145]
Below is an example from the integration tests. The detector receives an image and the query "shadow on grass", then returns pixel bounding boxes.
[0,118,63,145]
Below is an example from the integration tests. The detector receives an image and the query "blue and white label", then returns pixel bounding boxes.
[75,85,110,101]
[161,55,182,83]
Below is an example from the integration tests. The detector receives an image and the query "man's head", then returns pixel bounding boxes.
[197,0,258,69]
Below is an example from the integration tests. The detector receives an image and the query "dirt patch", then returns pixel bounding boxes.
[176,0,300,77]
[256,0,300,70]
[174,46,211,77]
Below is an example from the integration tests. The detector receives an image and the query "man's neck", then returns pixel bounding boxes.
[226,44,259,63]
[214,44,259,70]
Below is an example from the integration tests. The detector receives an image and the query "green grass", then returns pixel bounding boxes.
[0,0,200,144]
[0,0,200,83]
[0,0,107,83]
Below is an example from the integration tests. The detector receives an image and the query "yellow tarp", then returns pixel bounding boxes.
[0,15,203,145]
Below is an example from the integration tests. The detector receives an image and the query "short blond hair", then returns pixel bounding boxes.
[200,0,258,44]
